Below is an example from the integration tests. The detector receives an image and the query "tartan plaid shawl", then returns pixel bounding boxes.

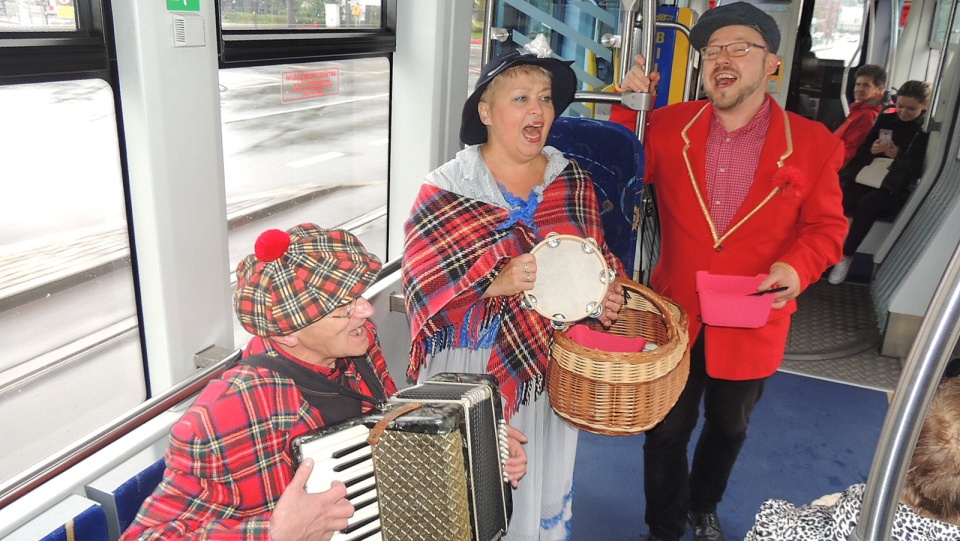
[403,161,624,416]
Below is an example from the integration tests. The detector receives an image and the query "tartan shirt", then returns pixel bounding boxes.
[120,322,397,540]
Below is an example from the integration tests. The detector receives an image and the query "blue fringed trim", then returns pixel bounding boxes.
[422,326,453,355]
[473,316,500,349]
[455,302,502,350]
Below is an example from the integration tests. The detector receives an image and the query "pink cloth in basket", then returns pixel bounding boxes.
[567,324,647,352]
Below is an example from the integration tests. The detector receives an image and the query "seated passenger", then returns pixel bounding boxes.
[121,223,527,540]
[121,224,397,539]
[745,376,960,540]
[833,64,891,166]
[828,80,931,285]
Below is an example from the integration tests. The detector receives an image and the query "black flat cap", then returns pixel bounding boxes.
[460,50,577,146]
[689,2,781,54]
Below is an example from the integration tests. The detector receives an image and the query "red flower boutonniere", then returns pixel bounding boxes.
[773,166,806,198]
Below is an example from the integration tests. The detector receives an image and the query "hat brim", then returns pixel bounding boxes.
[460,56,577,146]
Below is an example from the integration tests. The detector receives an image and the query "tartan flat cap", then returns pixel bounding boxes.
[234,224,381,337]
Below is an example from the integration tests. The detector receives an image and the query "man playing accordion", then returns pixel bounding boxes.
[122,224,527,541]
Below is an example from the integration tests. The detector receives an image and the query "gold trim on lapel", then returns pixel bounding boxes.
[680,103,795,249]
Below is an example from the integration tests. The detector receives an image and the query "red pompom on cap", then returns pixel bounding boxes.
[254,229,291,262]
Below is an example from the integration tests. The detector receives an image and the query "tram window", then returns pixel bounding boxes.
[0,0,77,32]
[811,0,865,63]
[931,0,960,47]
[220,0,383,30]
[0,79,144,481]
[218,58,389,346]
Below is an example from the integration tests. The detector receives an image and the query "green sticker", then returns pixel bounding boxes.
[167,0,200,11]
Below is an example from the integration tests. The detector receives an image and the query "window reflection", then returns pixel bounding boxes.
[811,0,864,62]
[0,79,142,481]
[220,0,383,30]
[0,0,77,31]
[218,58,390,347]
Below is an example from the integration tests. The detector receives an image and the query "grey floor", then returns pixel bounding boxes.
[781,279,901,392]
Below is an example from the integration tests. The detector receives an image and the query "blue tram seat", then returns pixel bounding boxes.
[547,117,645,272]
[3,494,110,541]
[84,441,166,540]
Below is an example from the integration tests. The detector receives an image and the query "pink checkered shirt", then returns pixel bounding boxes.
[705,98,772,234]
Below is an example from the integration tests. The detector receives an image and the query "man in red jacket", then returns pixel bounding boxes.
[620,3,847,541]
[834,64,890,165]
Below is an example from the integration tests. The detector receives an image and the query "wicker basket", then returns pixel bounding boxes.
[547,276,690,435]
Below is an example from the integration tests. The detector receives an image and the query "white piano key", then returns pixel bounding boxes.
[333,497,381,541]
[302,425,374,493]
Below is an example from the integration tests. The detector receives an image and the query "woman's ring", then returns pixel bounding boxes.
[525,273,531,282]
[524,264,529,273]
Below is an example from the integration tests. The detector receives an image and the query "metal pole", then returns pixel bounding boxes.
[482,0,496,66]
[849,238,960,540]
[617,0,642,86]
[635,0,657,144]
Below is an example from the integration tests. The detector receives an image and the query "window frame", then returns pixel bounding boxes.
[217,1,397,66]
[0,0,111,81]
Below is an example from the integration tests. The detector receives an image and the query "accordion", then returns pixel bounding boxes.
[291,373,513,541]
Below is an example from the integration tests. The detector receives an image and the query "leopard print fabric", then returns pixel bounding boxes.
[744,484,960,540]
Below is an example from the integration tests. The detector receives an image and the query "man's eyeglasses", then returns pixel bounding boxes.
[327,298,359,319]
[699,42,767,60]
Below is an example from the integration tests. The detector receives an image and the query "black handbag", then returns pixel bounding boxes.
[879,129,925,197]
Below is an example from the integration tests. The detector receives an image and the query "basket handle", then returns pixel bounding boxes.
[614,276,681,341]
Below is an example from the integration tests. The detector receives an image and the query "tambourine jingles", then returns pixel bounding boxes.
[521,233,615,327]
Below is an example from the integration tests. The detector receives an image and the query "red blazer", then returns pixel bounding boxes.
[645,98,847,380]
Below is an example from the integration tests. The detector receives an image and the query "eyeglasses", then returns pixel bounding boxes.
[699,42,767,60]
[327,297,360,319]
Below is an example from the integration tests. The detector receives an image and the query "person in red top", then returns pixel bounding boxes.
[121,224,400,541]
[620,3,847,541]
[834,64,890,165]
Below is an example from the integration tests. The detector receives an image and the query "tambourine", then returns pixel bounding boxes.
[521,233,615,328]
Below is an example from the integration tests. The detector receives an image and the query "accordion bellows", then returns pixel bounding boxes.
[292,373,512,541]
[373,429,472,540]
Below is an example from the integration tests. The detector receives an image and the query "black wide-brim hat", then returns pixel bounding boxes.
[689,2,781,54]
[460,50,577,146]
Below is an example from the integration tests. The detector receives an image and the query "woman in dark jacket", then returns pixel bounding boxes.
[828,80,931,285]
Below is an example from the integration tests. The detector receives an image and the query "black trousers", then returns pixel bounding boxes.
[841,182,906,256]
[642,333,767,540]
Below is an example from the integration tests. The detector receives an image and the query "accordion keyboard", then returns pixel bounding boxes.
[299,423,382,541]
[292,373,511,541]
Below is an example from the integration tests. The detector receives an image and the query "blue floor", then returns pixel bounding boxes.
[569,370,890,541]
